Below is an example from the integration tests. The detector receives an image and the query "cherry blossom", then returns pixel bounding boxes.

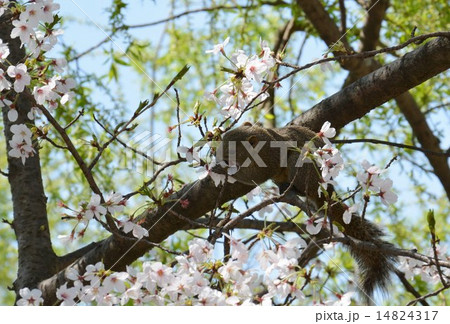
[7,108,18,122]
[41,0,61,24]
[104,192,125,214]
[317,121,336,146]
[7,64,31,93]
[205,37,229,55]
[84,193,107,220]
[375,178,398,206]
[56,283,78,306]
[19,3,44,28]
[119,219,148,239]
[177,145,200,163]
[10,124,32,145]
[27,106,42,120]
[10,19,35,46]
[0,39,9,61]
[0,69,11,91]
[16,288,43,306]
[343,204,359,224]
[306,217,323,235]
[0,1,10,17]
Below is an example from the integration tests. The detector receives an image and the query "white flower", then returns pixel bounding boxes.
[10,124,32,145]
[177,146,200,163]
[7,109,18,122]
[41,0,61,24]
[196,162,227,186]
[104,192,125,214]
[119,219,148,239]
[306,217,323,235]
[225,234,249,263]
[0,96,12,107]
[84,193,107,220]
[33,82,58,104]
[27,107,42,120]
[205,37,229,55]
[19,3,44,28]
[188,238,213,263]
[343,203,359,224]
[56,78,76,93]
[10,19,35,46]
[0,39,9,61]
[149,262,173,287]
[244,56,267,83]
[102,272,128,293]
[375,178,398,206]
[0,1,10,17]
[0,69,11,91]
[56,283,78,306]
[317,121,336,145]
[16,288,43,306]
[83,262,104,282]
[326,291,355,306]
[9,138,35,165]
[7,64,31,93]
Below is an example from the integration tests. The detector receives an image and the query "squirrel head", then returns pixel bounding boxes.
[215,122,279,185]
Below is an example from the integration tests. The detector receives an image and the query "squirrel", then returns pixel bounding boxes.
[215,122,396,304]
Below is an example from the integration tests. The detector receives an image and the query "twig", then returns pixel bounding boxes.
[271,32,450,85]
[175,88,182,159]
[332,138,449,156]
[64,108,85,130]
[406,285,449,306]
[123,159,184,199]
[69,2,288,61]
[93,114,161,165]
[394,269,429,306]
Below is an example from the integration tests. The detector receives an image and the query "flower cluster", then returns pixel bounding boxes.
[8,123,35,164]
[205,38,276,119]
[398,245,450,285]
[0,0,75,165]
[357,159,398,206]
[57,192,141,243]
[18,235,356,306]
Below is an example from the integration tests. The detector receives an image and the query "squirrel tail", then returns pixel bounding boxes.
[343,214,397,304]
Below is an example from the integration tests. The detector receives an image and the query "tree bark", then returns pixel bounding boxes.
[0,12,58,301]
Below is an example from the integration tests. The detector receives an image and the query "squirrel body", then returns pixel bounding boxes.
[216,122,396,303]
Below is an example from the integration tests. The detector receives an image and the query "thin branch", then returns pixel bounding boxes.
[127,2,288,29]
[272,32,450,85]
[394,269,429,306]
[332,138,450,156]
[64,108,85,130]
[69,2,288,60]
[93,114,161,165]
[123,159,184,199]
[407,285,450,306]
